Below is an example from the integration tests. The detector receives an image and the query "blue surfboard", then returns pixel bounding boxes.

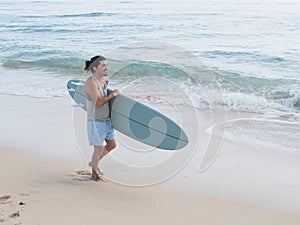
[67,79,188,150]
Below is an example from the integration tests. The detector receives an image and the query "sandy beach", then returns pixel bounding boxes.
[1,94,300,225]
[1,0,300,224]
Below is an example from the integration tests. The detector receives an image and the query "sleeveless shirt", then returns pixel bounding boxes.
[86,76,110,121]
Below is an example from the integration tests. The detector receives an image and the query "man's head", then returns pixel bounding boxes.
[85,55,107,76]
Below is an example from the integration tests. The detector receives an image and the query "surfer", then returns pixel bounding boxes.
[84,55,119,181]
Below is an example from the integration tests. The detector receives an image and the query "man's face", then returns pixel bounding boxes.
[94,60,107,77]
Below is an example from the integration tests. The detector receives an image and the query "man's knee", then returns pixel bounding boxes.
[106,140,116,151]
[110,142,116,151]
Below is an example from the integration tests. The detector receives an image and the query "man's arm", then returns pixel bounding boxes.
[84,77,119,107]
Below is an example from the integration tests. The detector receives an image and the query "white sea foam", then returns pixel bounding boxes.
[208,117,300,154]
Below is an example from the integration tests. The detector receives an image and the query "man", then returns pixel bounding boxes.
[84,55,119,181]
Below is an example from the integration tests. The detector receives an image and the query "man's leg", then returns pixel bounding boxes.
[89,140,116,180]
[100,139,116,159]
[90,145,105,181]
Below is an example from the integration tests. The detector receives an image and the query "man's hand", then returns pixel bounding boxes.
[111,89,119,97]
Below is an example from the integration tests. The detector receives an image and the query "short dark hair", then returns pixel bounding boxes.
[84,55,106,72]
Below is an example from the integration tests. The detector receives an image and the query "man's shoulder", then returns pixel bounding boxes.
[85,76,96,87]
[86,76,94,82]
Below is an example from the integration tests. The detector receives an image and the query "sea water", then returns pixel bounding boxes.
[0,0,299,152]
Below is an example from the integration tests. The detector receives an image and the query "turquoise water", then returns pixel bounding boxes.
[0,0,300,113]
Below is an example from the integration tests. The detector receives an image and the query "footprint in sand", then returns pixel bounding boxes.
[64,171,92,182]
[76,170,92,176]
[74,171,94,181]
[0,211,20,223]
[8,211,20,218]
[0,195,11,205]
[0,194,28,223]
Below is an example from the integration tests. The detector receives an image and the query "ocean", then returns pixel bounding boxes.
[0,0,299,152]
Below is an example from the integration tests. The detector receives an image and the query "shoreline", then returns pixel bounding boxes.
[0,94,300,224]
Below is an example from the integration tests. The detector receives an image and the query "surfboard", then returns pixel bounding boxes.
[67,79,188,150]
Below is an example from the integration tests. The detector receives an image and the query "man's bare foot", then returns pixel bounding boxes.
[88,162,104,175]
[91,174,100,182]
[91,168,100,182]
[90,169,105,182]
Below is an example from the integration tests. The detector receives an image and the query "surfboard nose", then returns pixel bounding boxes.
[177,129,189,149]
[155,126,189,150]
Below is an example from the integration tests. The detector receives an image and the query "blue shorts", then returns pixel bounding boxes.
[87,119,115,146]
